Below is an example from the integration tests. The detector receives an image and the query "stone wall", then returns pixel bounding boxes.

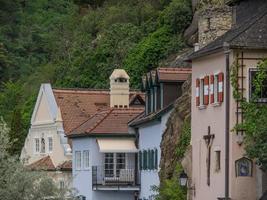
[198,6,232,47]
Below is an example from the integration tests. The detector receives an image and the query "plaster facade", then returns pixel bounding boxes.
[138,110,171,200]
[191,50,267,200]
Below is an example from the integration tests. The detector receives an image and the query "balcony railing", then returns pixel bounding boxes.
[92,166,140,190]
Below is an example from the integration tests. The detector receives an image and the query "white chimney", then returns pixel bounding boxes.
[109,69,130,108]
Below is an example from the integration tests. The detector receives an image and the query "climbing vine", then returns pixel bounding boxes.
[231,59,267,170]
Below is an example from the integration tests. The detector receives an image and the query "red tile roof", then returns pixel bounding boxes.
[57,160,72,171]
[53,88,144,135]
[27,156,56,171]
[70,108,144,137]
[157,67,191,82]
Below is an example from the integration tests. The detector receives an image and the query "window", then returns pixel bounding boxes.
[200,79,205,105]
[83,150,90,169]
[249,69,267,102]
[139,151,143,170]
[41,138,45,153]
[154,148,158,170]
[143,150,148,170]
[214,74,219,103]
[59,180,65,189]
[48,137,53,152]
[116,153,126,177]
[104,153,114,177]
[75,151,81,170]
[215,151,221,172]
[35,138,40,153]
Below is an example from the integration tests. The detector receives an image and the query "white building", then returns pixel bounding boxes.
[129,68,191,200]
[67,69,145,200]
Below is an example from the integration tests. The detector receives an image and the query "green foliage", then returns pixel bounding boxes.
[124,27,185,87]
[231,59,267,170]
[159,0,192,33]
[154,164,187,200]
[241,60,267,170]
[8,108,26,156]
[176,119,191,160]
[0,119,75,200]
[0,0,192,154]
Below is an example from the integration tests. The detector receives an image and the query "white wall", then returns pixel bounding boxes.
[138,111,171,199]
[72,137,136,200]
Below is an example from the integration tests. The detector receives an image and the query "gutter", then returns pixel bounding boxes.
[223,42,231,200]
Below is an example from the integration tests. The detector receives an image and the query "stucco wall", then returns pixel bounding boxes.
[72,137,136,200]
[138,111,171,199]
[191,50,267,200]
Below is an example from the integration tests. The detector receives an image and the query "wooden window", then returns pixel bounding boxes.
[249,69,267,102]
[215,151,221,172]
[143,150,147,170]
[75,151,81,170]
[83,150,89,169]
[139,151,143,170]
[155,148,158,170]
[200,79,205,105]
[151,150,155,170]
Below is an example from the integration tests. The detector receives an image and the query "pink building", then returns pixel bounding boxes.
[188,0,267,199]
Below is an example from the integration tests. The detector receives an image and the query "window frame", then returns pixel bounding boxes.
[34,138,40,154]
[75,151,82,170]
[83,150,90,170]
[215,150,221,172]
[249,68,267,103]
[48,136,53,153]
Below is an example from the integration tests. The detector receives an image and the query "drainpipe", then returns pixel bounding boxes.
[223,42,230,200]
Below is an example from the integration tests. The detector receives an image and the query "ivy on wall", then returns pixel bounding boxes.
[230,59,267,170]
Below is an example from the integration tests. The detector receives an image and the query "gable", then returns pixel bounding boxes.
[33,92,54,124]
[31,84,58,125]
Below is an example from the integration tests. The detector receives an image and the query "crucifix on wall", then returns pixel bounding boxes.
[203,126,215,186]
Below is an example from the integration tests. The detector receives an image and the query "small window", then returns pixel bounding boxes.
[214,74,219,103]
[200,79,205,105]
[48,137,53,153]
[75,151,81,170]
[249,69,267,102]
[215,151,221,172]
[59,180,65,189]
[83,150,89,169]
[41,138,45,153]
[35,138,40,153]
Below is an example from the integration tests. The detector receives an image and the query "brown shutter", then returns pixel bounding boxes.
[204,76,209,105]
[210,75,214,104]
[196,78,200,106]
[218,72,224,102]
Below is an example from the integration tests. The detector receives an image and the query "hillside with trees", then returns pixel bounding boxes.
[0,0,192,155]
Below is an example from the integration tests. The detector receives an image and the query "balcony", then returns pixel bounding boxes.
[92,166,140,191]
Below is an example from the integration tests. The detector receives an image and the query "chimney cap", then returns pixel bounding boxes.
[110,69,130,80]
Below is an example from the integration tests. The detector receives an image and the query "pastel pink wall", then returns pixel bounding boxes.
[191,50,267,200]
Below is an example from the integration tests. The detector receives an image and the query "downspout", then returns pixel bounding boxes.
[224,42,230,200]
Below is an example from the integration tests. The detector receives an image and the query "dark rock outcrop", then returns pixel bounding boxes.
[159,76,191,182]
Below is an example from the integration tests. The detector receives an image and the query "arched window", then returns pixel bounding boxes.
[41,138,45,153]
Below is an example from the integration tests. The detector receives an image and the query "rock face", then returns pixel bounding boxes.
[159,76,191,182]
[184,0,232,46]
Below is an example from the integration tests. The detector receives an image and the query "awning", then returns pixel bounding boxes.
[97,138,138,153]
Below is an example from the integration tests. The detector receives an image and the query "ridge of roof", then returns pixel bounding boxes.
[129,103,174,127]
[187,6,267,60]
